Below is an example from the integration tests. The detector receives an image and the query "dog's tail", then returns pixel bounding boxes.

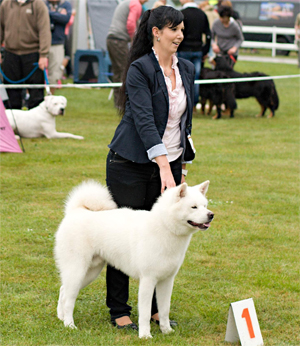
[64,180,117,214]
[270,81,279,111]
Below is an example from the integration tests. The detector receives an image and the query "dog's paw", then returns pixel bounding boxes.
[57,312,64,321]
[139,333,153,339]
[160,326,174,334]
[64,321,77,329]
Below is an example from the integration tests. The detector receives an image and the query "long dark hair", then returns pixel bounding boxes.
[118,6,184,115]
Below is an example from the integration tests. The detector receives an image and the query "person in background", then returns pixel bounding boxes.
[106,0,148,109]
[0,0,51,109]
[46,0,72,94]
[152,0,166,9]
[106,6,195,330]
[219,0,242,29]
[295,12,300,68]
[199,0,219,28]
[61,8,76,78]
[199,1,219,64]
[211,5,243,65]
[177,0,211,112]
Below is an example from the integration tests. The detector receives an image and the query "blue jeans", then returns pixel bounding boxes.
[177,51,203,107]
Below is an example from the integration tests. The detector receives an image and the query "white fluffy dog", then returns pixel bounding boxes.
[5,95,84,140]
[54,180,214,338]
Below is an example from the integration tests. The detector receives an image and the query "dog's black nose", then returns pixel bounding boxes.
[208,212,214,221]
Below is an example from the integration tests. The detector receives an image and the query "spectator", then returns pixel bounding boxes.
[46,0,72,94]
[198,0,219,64]
[177,0,211,111]
[211,5,243,64]
[0,0,51,109]
[152,0,166,9]
[61,9,76,78]
[106,0,148,109]
[199,1,219,28]
[219,0,242,29]
[295,12,300,68]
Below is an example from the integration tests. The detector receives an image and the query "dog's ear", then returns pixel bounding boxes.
[197,180,210,196]
[44,95,52,106]
[178,183,188,199]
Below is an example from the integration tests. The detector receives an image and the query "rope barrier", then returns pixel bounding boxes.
[0,74,299,89]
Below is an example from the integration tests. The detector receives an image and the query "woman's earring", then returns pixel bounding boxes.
[157,37,160,42]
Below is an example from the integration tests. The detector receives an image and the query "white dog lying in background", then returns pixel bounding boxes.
[54,180,214,338]
[5,95,84,140]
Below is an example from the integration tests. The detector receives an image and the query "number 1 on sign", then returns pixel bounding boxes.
[242,308,255,339]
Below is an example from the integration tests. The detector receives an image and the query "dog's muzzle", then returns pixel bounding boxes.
[188,212,214,230]
[59,108,65,116]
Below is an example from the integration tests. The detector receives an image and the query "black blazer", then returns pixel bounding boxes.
[108,51,195,164]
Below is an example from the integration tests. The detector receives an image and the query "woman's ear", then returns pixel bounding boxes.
[152,26,159,39]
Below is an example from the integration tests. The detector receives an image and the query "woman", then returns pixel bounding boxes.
[106,6,195,330]
[211,5,243,64]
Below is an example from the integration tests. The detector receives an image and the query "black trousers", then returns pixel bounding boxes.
[2,51,45,109]
[105,150,182,321]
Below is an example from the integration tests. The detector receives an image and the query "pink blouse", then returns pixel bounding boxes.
[152,48,187,162]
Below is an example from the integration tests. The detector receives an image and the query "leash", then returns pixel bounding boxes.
[0,62,39,84]
[228,54,237,65]
[0,62,51,94]
[43,68,52,95]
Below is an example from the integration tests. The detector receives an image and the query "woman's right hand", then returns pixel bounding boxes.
[212,43,220,54]
[155,155,176,193]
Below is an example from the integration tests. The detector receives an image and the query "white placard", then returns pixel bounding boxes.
[225,298,263,346]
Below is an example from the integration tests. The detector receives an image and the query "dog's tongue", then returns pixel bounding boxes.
[204,223,210,228]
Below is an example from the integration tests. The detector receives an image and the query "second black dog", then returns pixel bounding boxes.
[214,55,279,118]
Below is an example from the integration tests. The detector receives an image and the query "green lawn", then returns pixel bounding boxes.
[1,61,299,345]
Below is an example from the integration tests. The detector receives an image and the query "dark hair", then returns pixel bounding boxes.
[218,5,233,18]
[118,6,184,115]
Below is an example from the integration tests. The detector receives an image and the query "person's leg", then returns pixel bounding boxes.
[2,51,23,109]
[191,52,203,107]
[48,45,65,95]
[22,52,45,109]
[105,151,157,324]
[106,38,128,108]
[297,39,300,68]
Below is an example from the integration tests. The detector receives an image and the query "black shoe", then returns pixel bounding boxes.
[112,320,138,330]
[150,317,178,327]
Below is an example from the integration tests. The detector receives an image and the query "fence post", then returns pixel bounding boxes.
[272,26,276,57]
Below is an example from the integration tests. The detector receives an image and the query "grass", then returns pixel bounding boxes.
[1,61,299,346]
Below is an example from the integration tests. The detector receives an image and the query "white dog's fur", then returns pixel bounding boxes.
[54,180,214,338]
[5,95,84,140]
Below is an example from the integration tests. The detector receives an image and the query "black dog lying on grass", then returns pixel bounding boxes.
[199,67,237,119]
[213,55,279,118]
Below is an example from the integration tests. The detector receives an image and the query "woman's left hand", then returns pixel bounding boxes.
[155,155,176,193]
[227,46,237,55]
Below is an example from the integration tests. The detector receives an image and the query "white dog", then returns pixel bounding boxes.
[54,180,214,338]
[5,95,84,140]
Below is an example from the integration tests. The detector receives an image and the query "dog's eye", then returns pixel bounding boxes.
[191,206,197,209]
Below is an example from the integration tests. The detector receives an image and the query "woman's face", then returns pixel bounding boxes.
[155,21,184,54]
[220,16,230,27]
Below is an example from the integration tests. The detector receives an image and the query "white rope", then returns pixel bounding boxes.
[0,74,299,89]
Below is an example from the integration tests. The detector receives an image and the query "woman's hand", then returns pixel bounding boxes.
[155,155,176,193]
[212,43,220,54]
[227,46,237,55]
